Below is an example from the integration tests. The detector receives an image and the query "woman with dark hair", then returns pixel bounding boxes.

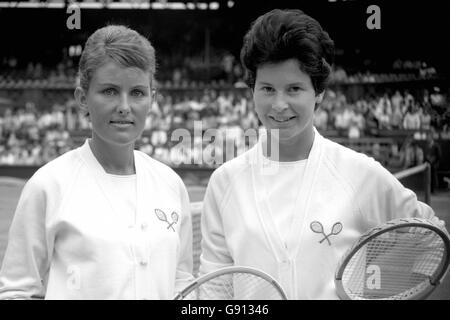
[199,9,444,299]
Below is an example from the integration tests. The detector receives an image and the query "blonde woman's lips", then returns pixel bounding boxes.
[110,120,134,128]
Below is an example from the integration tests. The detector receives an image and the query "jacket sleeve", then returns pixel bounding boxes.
[0,175,51,300]
[174,180,194,294]
[358,160,445,230]
[356,160,448,278]
[199,169,234,276]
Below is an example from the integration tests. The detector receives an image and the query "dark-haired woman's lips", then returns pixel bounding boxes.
[110,120,134,128]
[268,115,297,126]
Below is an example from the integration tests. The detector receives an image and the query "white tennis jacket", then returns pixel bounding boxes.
[0,140,193,299]
[199,128,443,299]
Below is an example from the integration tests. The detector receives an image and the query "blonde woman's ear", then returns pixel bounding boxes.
[74,87,89,117]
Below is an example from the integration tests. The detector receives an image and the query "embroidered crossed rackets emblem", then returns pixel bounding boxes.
[310,221,343,246]
[155,209,179,232]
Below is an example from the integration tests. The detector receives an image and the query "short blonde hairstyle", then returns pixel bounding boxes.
[78,25,156,92]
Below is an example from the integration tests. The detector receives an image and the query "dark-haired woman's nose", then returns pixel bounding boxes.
[272,94,289,112]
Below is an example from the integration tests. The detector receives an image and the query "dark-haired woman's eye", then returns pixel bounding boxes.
[289,86,302,93]
[261,86,275,94]
[102,88,117,96]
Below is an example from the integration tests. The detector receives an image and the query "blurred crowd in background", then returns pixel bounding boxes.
[0,54,442,89]
[0,75,448,169]
[0,47,449,172]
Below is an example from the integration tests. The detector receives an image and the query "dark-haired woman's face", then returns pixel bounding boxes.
[253,59,323,145]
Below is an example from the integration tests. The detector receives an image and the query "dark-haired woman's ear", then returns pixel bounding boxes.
[74,87,90,117]
[314,92,325,111]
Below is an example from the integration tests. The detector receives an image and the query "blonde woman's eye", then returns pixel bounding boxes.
[132,90,146,97]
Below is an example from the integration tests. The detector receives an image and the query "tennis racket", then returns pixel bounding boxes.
[335,217,450,300]
[174,266,288,300]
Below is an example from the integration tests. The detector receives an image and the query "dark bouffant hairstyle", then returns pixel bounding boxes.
[240,9,335,94]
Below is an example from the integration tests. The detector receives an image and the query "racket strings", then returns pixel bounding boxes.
[182,272,285,300]
[342,226,446,299]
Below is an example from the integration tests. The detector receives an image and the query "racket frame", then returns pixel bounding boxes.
[174,266,288,300]
[335,217,450,300]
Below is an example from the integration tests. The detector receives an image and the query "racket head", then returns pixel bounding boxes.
[331,222,343,235]
[310,221,324,233]
[335,217,450,300]
[154,208,167,221]
[174,266,288,300]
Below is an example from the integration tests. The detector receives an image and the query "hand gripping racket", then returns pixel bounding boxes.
[335,217,450,300]
[174,266,288,300]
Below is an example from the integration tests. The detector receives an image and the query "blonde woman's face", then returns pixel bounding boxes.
[83,61,153,147]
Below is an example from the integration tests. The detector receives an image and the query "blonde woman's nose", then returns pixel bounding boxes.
[117,93,131,115]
